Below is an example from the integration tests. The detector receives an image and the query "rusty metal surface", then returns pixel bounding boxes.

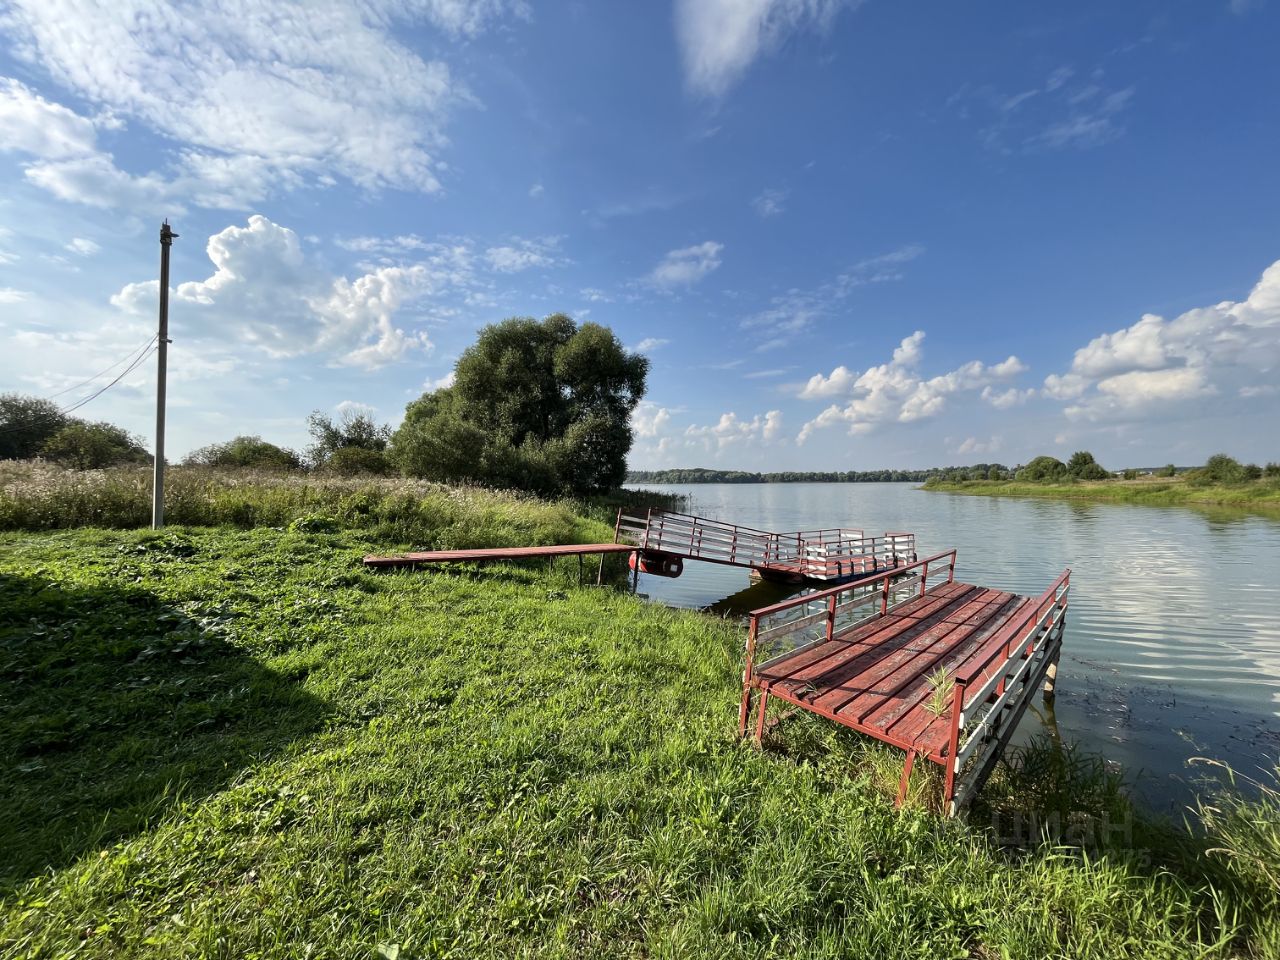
[363,543,635,568]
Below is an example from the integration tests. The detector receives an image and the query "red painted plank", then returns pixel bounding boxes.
[363,543,634,567]
[761,584,980,691]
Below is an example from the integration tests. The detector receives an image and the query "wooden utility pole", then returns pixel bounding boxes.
[152,220,177,529]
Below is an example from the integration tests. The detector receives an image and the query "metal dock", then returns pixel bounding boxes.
[739,550,1069,815]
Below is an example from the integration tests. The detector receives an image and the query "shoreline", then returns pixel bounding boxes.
[920,478,1280,511]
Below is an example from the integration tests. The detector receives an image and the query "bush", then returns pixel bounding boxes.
[184,436,301,471]
[40,421,149,469]
[1016,456,1069,482]
[1158,463,1178,478]
[1195,454,1248,485]
[323,446,391,476]
[1122,468,1140,480]
[1266,463,1280,478]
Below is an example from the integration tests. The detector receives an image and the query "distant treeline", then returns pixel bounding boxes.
[626,467,941,484]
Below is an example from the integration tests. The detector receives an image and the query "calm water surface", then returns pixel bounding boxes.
[625,482,1280,811]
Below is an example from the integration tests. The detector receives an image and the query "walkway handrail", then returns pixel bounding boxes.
[740,549,958,698]
[747,549,957,620]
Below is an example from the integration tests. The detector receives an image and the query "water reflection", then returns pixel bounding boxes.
[626,482,1280,812]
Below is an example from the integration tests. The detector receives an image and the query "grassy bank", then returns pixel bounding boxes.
[922,474,1280,509]
[1,478,1278,957]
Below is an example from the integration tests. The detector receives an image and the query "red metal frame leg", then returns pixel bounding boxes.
[753,689,770,745]
[895,750,917,807]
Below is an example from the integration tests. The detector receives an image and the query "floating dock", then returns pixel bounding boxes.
[614,509,916,583]
[739,550,1069,815]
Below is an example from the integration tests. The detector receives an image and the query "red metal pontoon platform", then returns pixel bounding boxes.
[739,550,1069,815]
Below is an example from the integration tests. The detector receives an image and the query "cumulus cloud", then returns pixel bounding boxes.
[111,214,472,369]
[686,409,784,448]
[675,0,857,97]
[1045,259,1280,421]
[796,331,1028,442]
[632,401,673,438]
[0,0,526,208]
[649,241,723,289]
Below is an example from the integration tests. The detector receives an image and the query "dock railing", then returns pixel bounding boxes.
[942,569,1070,814]
[615,509,917,580]
[739,549,959,729]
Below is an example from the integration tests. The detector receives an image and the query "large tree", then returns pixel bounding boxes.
[392,314,647,495]
[0,393,68,460]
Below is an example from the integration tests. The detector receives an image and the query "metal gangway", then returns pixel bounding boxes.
[614,509,916,583]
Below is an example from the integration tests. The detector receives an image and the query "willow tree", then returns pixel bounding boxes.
[391,314,648,496]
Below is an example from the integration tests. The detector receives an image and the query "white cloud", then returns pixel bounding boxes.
[632,401,672,438]
[0,77,98,158]
[580,287,612,303]
[528,183,544,198]
[797,331,1028,442]
[0,287,32,303]
[742,244,924,345]
[649,241,723,289]
[685,409,784,448]
[483,237,564,273]
[65,237,100,256]
[0,0,527,208]
[1046,259,1280,421]
[954,435,1003,456]
[981,385,1035,409]
[111,214,473,369]
[752,187,788,217]
[675,0,856,97]
[424,370,457,392]
[632,337,670,353]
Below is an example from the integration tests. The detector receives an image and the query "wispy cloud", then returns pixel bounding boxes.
[675,0,860,97]
[648,241,724,289]
[741,244,924,348]
[752,187,788,217]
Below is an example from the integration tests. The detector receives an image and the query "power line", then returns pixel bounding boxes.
[44,335,158,401]
[0,340,159,437]
[60,343,158,418]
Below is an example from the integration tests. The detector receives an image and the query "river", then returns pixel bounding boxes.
[624,482,1280,812]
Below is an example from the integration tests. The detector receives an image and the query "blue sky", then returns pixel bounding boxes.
[1,0,1278,469]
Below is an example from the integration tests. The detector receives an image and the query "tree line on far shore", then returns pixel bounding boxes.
[926,451,1280,485]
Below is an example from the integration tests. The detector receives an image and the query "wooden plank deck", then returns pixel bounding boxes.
[753,581,1032,760]
[363,543,634,568]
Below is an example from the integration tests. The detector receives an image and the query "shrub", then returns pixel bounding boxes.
[1016,456,1069,482]
[40,421,149,469]
[323,446,391,476]
[1158,463,1178,478]
[1196,454,1248,485]
[1265,463,1280,478]
[1122,468,1140,480]
[184,435,301,471]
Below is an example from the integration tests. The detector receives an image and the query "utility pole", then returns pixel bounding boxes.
[152,220,177,529]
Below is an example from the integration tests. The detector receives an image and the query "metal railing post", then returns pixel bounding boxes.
[826,593,837,642]
[919,560,930,597]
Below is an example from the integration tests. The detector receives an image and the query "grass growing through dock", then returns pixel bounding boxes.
[1,487,1278,957]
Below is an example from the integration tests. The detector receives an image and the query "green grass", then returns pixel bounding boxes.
[1,488,1278,956]
[922,475,1280,510]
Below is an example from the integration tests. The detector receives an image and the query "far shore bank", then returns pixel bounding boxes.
[921,477,1280,510]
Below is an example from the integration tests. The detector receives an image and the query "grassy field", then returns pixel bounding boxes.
[922,474,1280,509]
[2,473,1278,957]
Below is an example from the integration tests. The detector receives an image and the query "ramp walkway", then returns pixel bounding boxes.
[615,509,916,583]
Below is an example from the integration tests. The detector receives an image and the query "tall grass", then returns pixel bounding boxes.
[0,461,681,546]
